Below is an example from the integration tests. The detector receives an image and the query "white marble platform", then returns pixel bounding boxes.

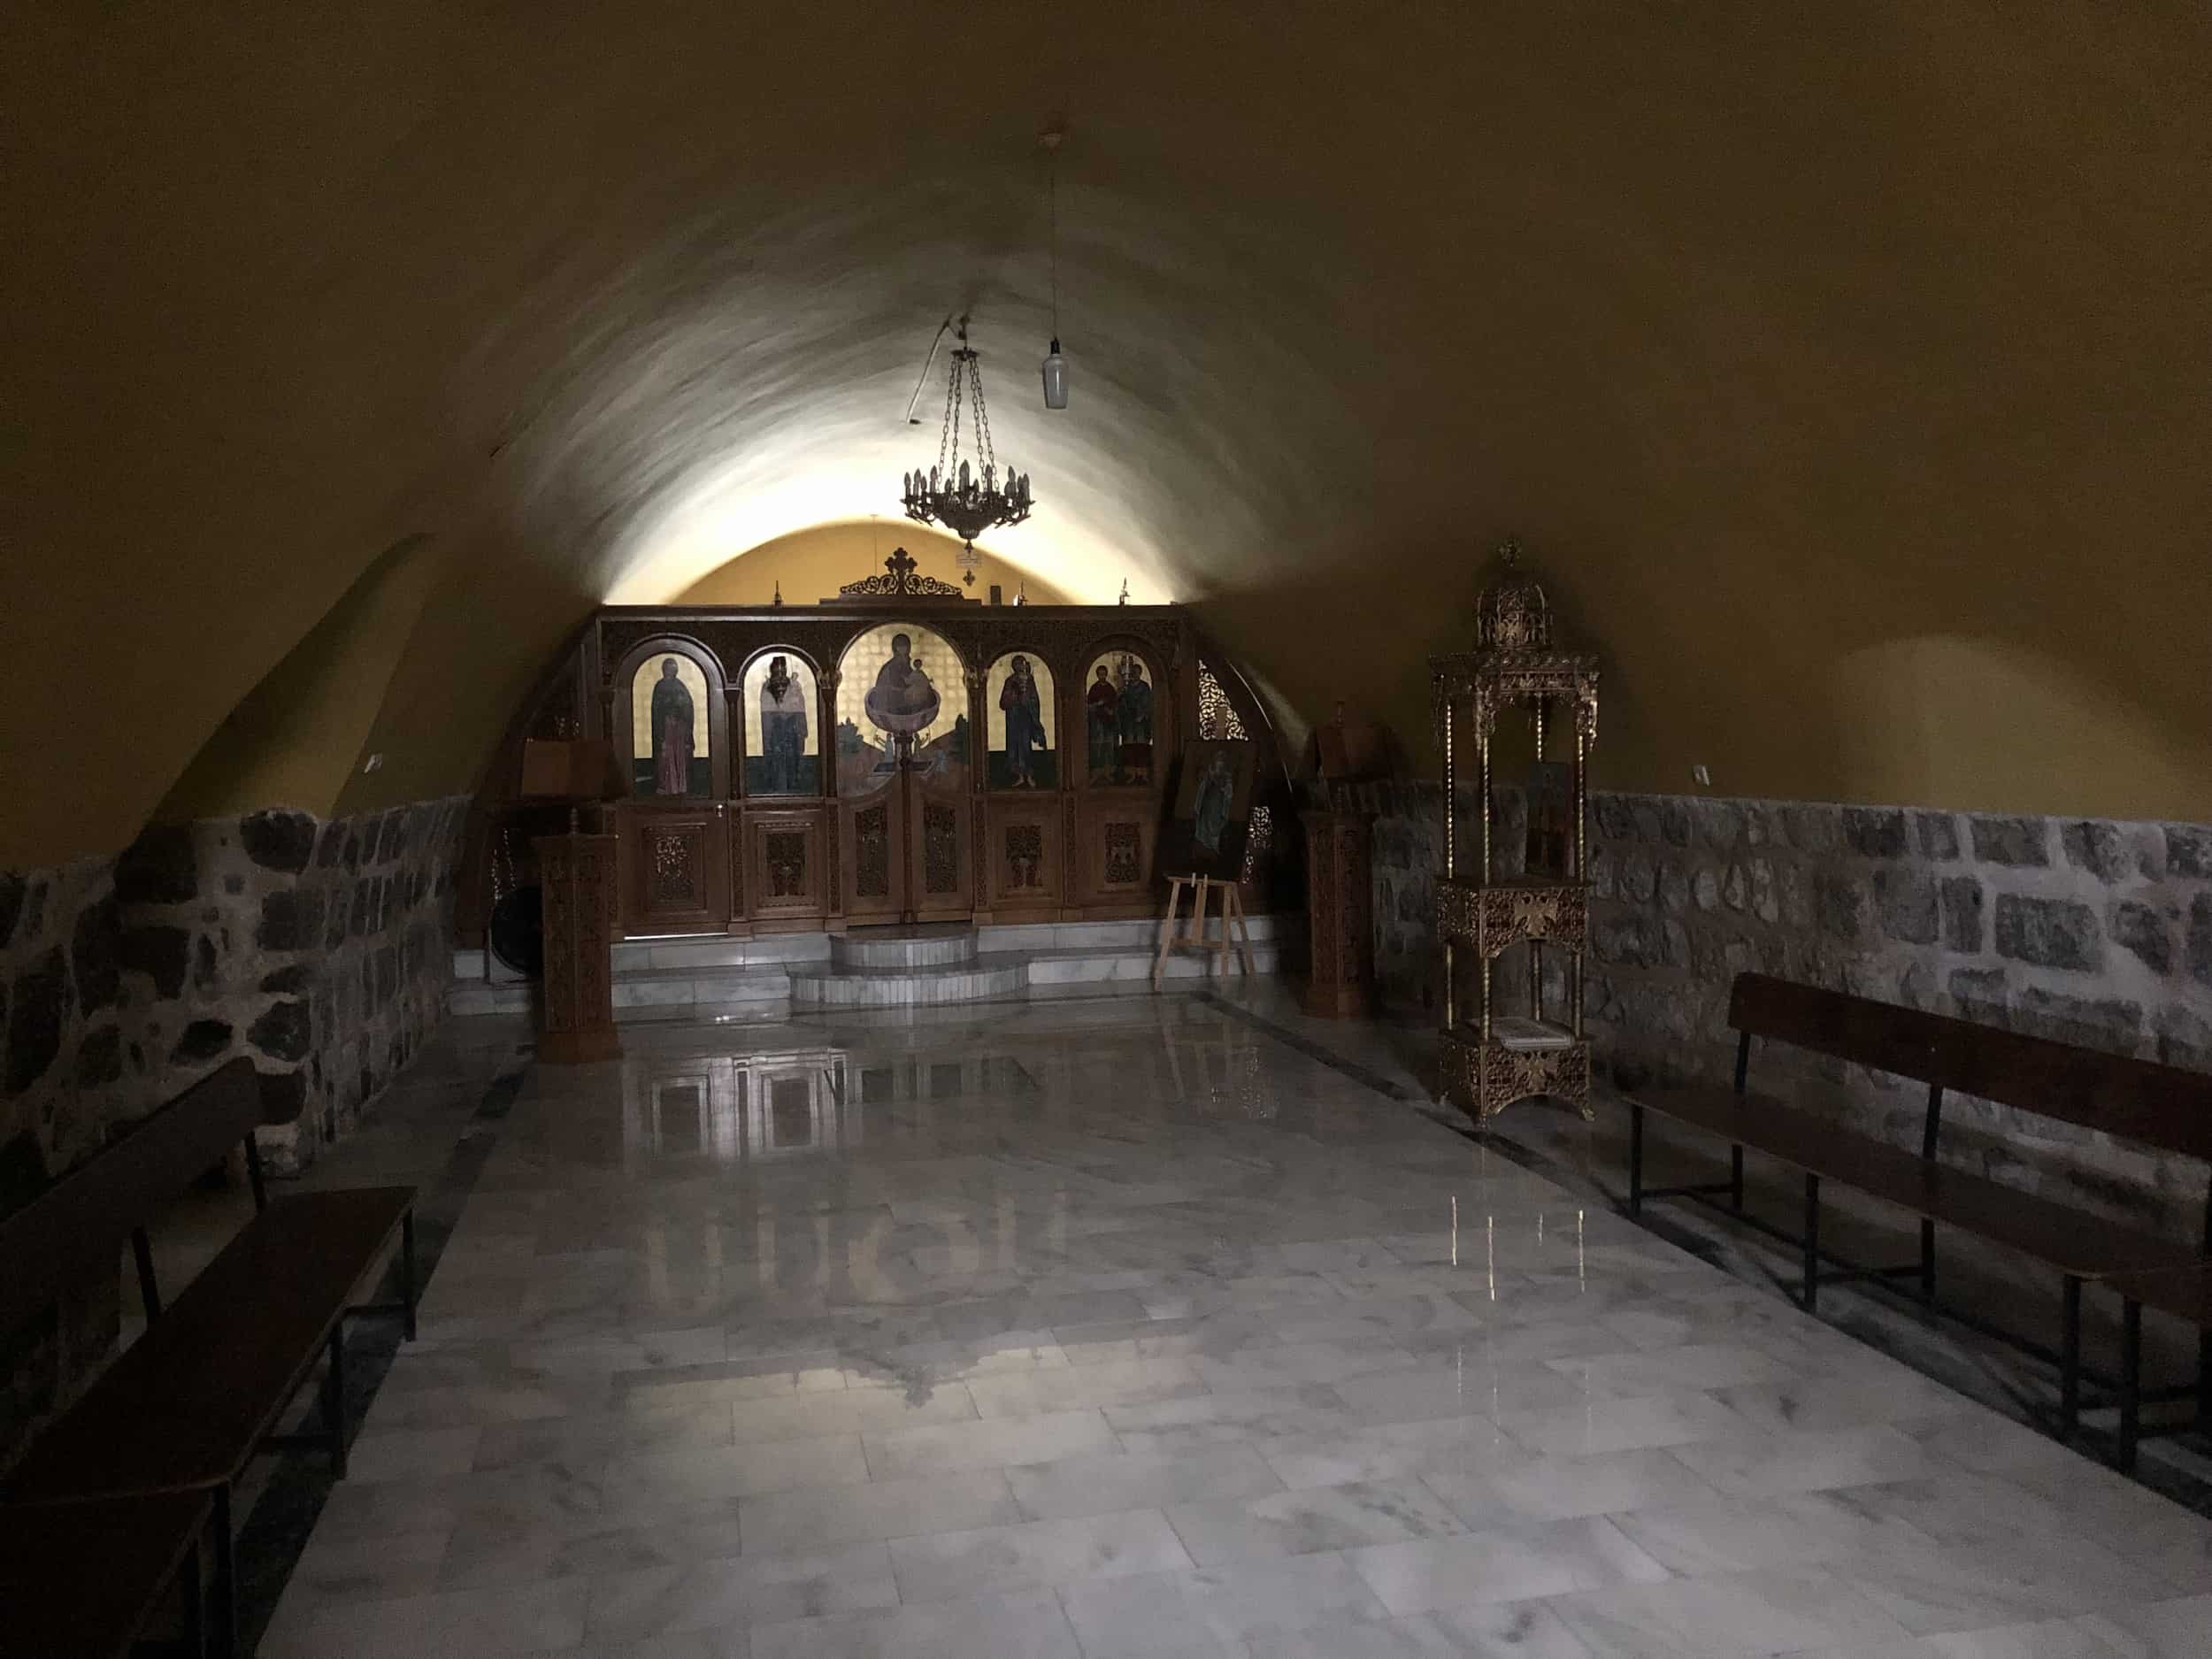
[831,926,979,971]
[449,916,1286,1020]
[264,996,2212,1658]
[789,957,1029,1008]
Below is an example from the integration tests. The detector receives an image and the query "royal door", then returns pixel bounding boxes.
[834,622,974,924]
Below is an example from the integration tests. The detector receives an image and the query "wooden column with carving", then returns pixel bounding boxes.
[1302,805,1373,1018]
[535,826,622,1064]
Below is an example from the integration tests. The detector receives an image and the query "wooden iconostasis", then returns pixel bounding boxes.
[457,596,1297,949]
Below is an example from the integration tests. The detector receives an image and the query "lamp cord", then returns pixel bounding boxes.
[1049,150,1059,339]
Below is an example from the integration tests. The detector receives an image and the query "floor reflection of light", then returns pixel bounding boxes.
[1449,1194,1458,1269]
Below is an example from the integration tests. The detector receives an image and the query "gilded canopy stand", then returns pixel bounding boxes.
[1430,541,1600,1122]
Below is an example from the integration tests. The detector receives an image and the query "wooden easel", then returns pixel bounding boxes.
[1152,873,1257,987]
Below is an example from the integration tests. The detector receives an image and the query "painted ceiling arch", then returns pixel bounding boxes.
[4,3,2208,867]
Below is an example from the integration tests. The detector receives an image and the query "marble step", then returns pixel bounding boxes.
[447,913,1295,1020]
[978,915,1280,952]
[461,915,1286,984]
[611,933,833,973]
[787,957,1027,1008]
[1018,941,1281,988]
[447,965,796,1022]
[614,964,795,1021]
[830,925,979,971]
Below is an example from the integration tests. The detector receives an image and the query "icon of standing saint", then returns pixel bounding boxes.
[758,656,809,794]
[999,656,1045,787]
[651,657,695,795]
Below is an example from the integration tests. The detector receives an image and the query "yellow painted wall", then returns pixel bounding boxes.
[672,525,1080,610]
[157,535,449,823]
[4,4,2208,872]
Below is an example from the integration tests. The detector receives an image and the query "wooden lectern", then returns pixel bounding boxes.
[523,740,625,1064]
[1302,705,1386,1019]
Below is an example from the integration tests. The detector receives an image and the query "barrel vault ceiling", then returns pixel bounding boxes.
[5,3,2208,866]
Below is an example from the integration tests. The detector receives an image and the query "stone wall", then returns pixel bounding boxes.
[0,854,130,1466]
[111,796,468,1172]
[1366,780,2212,1237]
[1,795,466,1463]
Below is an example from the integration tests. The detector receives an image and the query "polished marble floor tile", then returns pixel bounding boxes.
[2075,1591,2212,1656]
[887,1507,1193,1603]
[1348,1516,1671,1617]
[1008,1442,1285,1521]
[1057,1552,1392,1654]
[750,1586,1080,1658]
[1544,1561,1914,1657]
[257,997,2212,1657]
[739,1465,1023,1553]
[580,1543,898,1645]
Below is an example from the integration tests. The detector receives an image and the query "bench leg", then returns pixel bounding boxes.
[212,1483,236,1659]
[1801,1174,1821,1313]
[2200,1325,2211,1431]
[1918,1219,1937,1302]
[181,1531,205,1659]
[326,1323,349,1478]
[2119,1296,2142,1472]
[1627,1102,1644,1217]
[243,1132,267,1212]
[1730,1144,1744,1214]
[401,1208,419,1341]
[131,1224,162,1321]
[2060,1274,2082,1440]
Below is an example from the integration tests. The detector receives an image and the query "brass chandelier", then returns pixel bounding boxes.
[900,315,1033,584]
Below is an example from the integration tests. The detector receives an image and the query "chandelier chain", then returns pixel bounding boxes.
[900,314,1032,557]
[937,343,958,473]
[968,350,995,473]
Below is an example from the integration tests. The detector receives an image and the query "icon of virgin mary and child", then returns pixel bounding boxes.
[864,633,941,734]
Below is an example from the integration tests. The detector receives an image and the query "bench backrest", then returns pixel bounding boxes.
[1729,973,2212,1164]
[0,1058,264,1339]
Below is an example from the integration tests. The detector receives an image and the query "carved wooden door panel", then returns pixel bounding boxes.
[1079,793,1158,905]
[618,803,731,934]
[982,797,1061,912]
[909,779,973,921]
[743,807,827,925]
[837,780,904,922]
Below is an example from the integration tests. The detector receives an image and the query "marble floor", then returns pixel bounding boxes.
[259,994,2212,1657]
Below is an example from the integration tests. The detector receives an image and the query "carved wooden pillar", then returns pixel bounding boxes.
[535,826,622,1064]
[1302,805,1373,1018]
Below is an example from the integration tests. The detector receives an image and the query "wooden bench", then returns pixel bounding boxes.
[1624,972,2212,1463]
[0,1490,215,1659]
[0,1057,419,1656]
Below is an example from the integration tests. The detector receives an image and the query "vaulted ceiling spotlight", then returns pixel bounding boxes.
[900,313,1033,585]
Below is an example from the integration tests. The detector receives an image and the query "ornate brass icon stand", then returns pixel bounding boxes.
[1430,542,1600,1121]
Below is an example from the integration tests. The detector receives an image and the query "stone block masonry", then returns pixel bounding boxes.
[111,797,470,1173]
[2,795,467,1464]
[1362,780,2212,1240]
